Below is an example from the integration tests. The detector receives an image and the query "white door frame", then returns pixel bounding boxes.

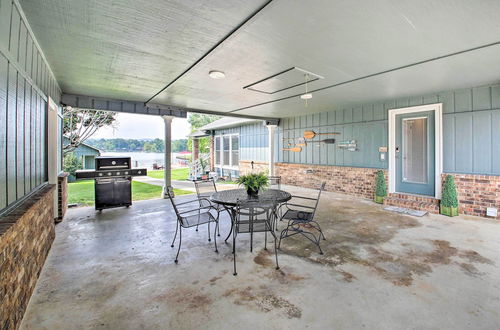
[388,103,443,199]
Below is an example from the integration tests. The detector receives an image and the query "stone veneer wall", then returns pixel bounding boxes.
[445,173,500,219]
[0,184,56,329]
[275,163,384,199]
[239,160,269,175]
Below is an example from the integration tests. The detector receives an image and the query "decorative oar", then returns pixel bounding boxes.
[303,130,339,139]
[314,139,336,146]
[283,147,302,152]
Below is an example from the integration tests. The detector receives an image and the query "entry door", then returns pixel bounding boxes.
[395,111,435,196]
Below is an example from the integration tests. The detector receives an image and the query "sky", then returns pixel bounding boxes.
[92,113,191,140]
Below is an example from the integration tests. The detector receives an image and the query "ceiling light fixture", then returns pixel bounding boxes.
[208,70,226,79]
[300,74,312,106]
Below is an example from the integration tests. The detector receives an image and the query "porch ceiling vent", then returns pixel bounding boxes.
[243,67,323,94]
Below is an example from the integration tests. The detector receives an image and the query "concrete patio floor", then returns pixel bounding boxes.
[20,186,500,329]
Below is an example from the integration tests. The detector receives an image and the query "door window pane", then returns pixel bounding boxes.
[402,117,427,184]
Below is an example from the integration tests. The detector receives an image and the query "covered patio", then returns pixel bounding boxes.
[2,0,500,329]
[21,186,500,329]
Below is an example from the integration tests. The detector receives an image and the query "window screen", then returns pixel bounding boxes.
[231,135,239,166]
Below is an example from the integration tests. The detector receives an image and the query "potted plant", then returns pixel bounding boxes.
[440,175,459,216]
[236,172,269,196]
[374,170,387,204]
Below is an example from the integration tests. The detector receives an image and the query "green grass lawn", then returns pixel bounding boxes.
[68,180,192,206]
[148,167,189,180]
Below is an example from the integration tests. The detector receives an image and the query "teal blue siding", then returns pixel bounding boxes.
[0,0,61,212]
[63,137,100,169]
[215,121,268,162]
[276,84,500,175]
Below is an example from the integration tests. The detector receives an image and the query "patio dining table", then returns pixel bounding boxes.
[210,188,292,242]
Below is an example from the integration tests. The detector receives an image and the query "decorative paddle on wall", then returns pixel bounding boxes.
[283,147,302,152]
[303,130,339,139]
[312,139,336,146]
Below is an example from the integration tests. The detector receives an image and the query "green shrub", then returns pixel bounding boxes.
[63,153,82,177]
[375,170,387,197]
[441,175,458,208]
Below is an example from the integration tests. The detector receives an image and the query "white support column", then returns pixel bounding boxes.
[266,124,277,176]
[47,97,59,219]
[162,116,174,198]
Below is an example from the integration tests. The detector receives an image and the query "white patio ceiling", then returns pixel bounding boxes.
[20,0,500,118]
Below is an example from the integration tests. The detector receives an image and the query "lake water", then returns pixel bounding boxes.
[101,152,188,168]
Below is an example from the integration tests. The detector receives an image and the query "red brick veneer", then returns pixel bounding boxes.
[275,162,500,219]
[445,173,500,219]
[275,163,385,199]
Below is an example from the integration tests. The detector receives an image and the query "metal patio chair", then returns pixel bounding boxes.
[166,186,219,263]
[232,199,279,276]
[268,176,282,190]
[194,178,229,236]
[278,182,326,254]
[268,175,282,229]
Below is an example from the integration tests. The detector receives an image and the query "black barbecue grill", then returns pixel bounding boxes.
[75,156,147,211]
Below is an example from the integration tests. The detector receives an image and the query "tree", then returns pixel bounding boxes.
[187,113,220,153]
[63,152,82,177]
[63,108,117,155]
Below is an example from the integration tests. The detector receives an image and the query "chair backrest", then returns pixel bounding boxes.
[165,186,183,220]
[311,181,326,219]
[194,178,217,197]
[235,199,275,231]
[268,176,281,190]
[194,178,217,207]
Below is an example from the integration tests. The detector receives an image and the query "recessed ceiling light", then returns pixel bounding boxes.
[209,70,225,79]
[300,93,312,100]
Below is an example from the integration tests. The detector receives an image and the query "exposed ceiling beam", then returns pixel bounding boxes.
[152,104,280,121]
[61,94,187,117]
[62,93,279,121]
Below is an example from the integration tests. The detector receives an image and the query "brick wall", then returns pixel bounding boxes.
[57,173,69,222]
[274,162,500,219]
[445,173,500,219]
[275,163,384,199]
[239,160,269,175]
[0,184,56,329]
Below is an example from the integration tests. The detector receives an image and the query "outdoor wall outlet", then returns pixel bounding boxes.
[380,153,386,161]
[486,207,498,217]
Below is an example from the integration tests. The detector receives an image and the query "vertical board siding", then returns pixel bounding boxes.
[7,65,17,204]
[16,73,25,198]
[0,0,61,213]
[277,84,500,175]
[0,55,7,209]
[238,122,268,162]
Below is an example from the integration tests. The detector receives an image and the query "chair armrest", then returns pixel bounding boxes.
[177,205,215,215]
[175,197,212,206]
[285,203,315,210]
[290,195,318,201]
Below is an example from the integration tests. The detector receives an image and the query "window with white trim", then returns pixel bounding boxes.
[214,133,239,169]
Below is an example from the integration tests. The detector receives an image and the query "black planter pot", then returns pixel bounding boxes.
[247,188,259,197]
